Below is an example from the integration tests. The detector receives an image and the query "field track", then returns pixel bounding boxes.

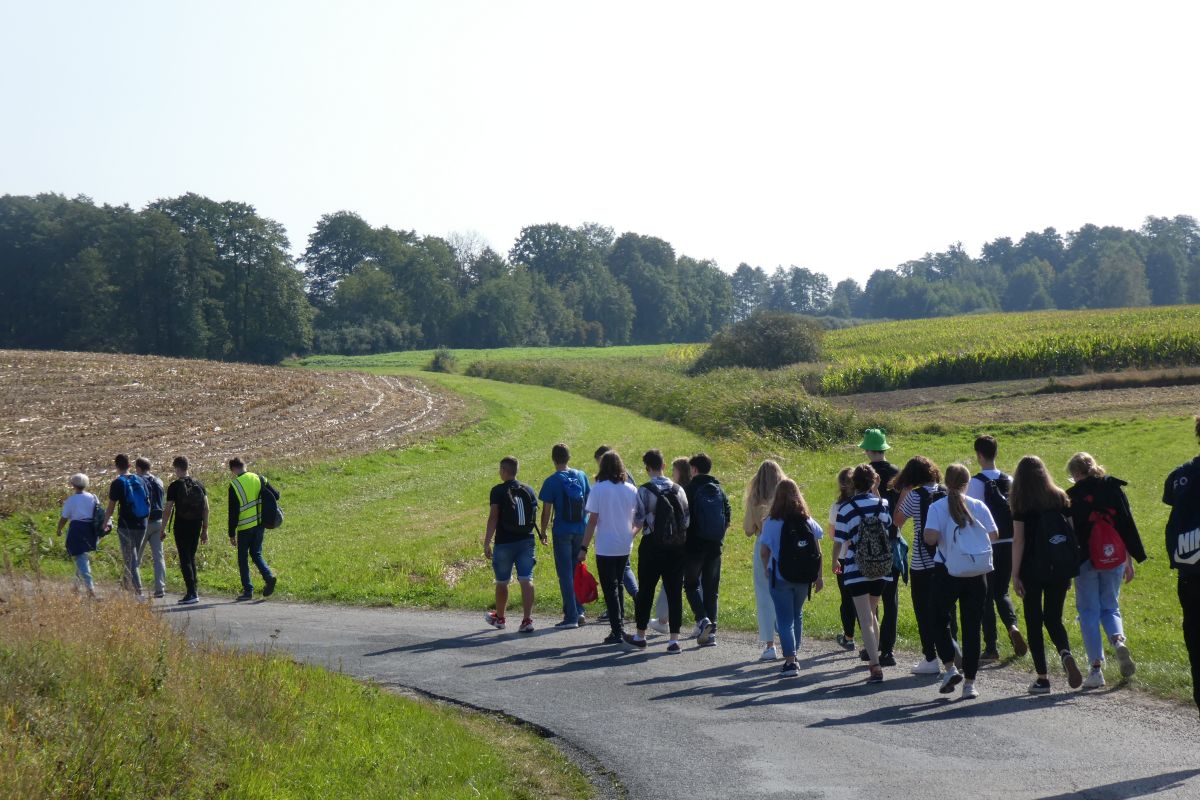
[0,349,460,508]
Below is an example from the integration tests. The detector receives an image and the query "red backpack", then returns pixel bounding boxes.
[574,562,599,605]
[1088,510,1128,570]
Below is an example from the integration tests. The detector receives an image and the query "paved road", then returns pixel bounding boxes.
[165,597,1200,800]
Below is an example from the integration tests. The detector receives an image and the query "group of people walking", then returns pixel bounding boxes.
[483,418,1200,709]
[57,454,278,603]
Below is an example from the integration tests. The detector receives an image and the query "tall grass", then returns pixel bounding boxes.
[0,582,590,800]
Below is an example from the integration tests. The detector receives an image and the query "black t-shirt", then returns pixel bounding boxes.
[108,474,148,529]
[873,459,901,536]
[167,477,208,520]
[1014,506,1070,570]
[491,480,537,545]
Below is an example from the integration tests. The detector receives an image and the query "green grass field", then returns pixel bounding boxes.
[8,366,1195,703]
[294,344,693,371]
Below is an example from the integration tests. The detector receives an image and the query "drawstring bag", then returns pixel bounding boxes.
[573,561,598,605]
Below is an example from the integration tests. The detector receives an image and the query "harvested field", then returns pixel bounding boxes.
[0,349,462,511]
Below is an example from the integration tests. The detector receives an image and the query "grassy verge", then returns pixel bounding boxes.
[0,581,591,800]
[293,343,697,371]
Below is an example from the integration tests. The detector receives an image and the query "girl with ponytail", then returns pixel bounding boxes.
[922,464,999,700]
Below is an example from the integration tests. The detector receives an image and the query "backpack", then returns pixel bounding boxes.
[975,473,1014,541]
[573,562,598,605]
[777,514,822,584]
[941,515,994,577]
[691,481,727,541]
[1033,510,1080,582]
[92,496,108,539]
[175,477,206,521]
[500,482,537,537]
[644,482,687,548]
[260,478,284,530]
[118,474,150,519]
[853,500,893,580]
[145,476,164,515]
[559,471,586,525]
[915,485,947,559]
[1087,509,1127,570]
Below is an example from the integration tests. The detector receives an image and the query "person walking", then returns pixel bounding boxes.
[968,435,1028,661]
[579,450,639,644]
[161,456,209,605]
[1011,455,1084,694]
[103,453,151,599]
[1164,416,1200,718]
[829,468,858,652]
[745,459,787,661]
[624,450,690,654]
[648,457,694,634]
[923,464,998,700]
[484,456,544,633]
[891,456,949,677]
[594,445,639,624]
[134,457,168,599]
[1066,452,1146,688]
[835,463,893,683]
[759,479,825,677]
[227,457,277,602]
[56,473,102,597]
[860,429,901,667]
[683,453,732,647]
[539,444,591,628]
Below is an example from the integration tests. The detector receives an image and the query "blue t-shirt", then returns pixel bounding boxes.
[538,468,591,535]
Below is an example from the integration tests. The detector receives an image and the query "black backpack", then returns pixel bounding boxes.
[644,482,687,548]
[1033,509,1080,582]
[915,485,947,559]
[500,482,537,537]
[777,514,822,584]
[691,481,728,541]
[260,478,284,530]
[975,473,1014,541]
[175,477,206,521]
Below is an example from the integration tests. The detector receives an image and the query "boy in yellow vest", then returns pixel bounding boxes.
[228,456,277,601]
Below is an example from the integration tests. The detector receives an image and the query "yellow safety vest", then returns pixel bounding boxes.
[231,472,263,532]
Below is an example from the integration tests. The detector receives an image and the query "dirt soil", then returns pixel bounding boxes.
[0,349,461,510]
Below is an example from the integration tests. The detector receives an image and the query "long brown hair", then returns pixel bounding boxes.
[944,464,975,528]
[746,459,786,508]
[835,467,854,504]
[1010,455,1070,515]
[892,456,941,493]
[596,450,627,485]
[769,478,810,523]
[671,457,691,489]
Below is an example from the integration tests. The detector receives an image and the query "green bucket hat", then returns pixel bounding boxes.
[858,428,891,452]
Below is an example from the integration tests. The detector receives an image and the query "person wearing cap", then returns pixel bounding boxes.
[859,428,901,668]
[56,473,102,597]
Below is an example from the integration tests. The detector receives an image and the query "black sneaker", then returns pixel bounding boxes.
[622,633,648,650]
[1029,678,1052,695]
[980,648,1000,663]
[180,595,200,606]
[878,652,897,667]
[153,591,165,599]
[666,641,681,654]
[781,661,800,678]
[235,592,253,602]
[859,649,869,662]
[836,634,856,650]
[598,609,611,623]
[602,632,623,645]
[555,618,578,628]
[262,576,277,598]
[177,594,195,605]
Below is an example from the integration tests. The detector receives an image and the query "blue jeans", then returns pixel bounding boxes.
[237,526,274,593]
[74,553,94,593]
[1075,559,1125,664]
[769,577,811,658]
[492,539,536,583]
[553,533,585,621]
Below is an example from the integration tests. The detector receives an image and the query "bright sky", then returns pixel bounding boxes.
[4,1,1198,283]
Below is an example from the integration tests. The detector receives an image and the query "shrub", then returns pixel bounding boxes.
[691,311,823,373]
[425,346,458,373]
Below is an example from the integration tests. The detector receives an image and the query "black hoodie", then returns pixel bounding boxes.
[1066,475,1146,565]
[685,474,732,541]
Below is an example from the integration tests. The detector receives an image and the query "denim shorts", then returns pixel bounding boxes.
[492,539,536,583]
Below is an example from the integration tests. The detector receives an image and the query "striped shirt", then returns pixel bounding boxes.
[835,493,893,585]
[901,484,945,572]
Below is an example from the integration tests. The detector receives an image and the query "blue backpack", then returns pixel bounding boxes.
[691,481,727,541]
[559,471,586,524]
[118,474,151,519]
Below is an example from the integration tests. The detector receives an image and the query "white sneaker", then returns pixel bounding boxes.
[911,658,941,675]
[1082,666,1106,689]
[693,618,710,640]
[648,619,670,635]
[760,645,779,661]
[939,666,963,694]
[961,681,979,700]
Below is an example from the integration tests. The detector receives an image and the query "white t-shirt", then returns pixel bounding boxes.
[585,479,639,557]
[61,492,99,522]
[924,495,996,565]
[828,502,839,528]
[967,469,1002,502]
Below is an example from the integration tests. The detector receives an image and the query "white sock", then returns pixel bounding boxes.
[669,639,678,646]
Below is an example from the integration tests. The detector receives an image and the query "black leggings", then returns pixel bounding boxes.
[934,567,988,679]
[878,569,898,655]
[910,568,943,663]
[837,572,857,638]
[174,519,203,596]
[596,555,629,635]
[1179,574,1200,711]
[634,540,683,633]
[684,539,722,625]
[1023,576,1072,675]
[982,543,1019,649]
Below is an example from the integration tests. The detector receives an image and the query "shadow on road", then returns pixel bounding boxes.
[807,689,1078,727]
[1035,769,1200,800]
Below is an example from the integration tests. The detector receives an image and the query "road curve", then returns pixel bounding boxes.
[165,598,1200,800]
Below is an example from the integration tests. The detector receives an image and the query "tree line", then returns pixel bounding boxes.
[3,192,1199,362]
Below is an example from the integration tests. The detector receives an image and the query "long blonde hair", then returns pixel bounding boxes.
[944,464,975,528]
[746,459,786,508]
[1067,452,1106,481]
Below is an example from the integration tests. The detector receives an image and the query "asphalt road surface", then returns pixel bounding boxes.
[164,597,1200,800]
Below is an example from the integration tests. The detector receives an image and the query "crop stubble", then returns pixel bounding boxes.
[0,349,461,509]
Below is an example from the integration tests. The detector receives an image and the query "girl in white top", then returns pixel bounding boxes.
[579,450,639,644]
[745,459,787,661]
[55,473,101,596]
